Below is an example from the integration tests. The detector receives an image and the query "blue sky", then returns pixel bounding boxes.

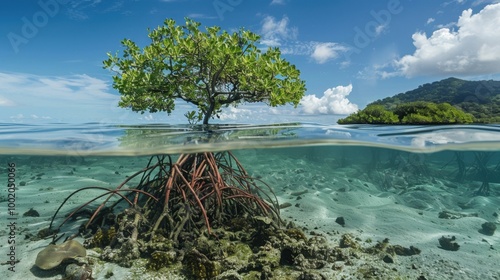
[1,0,500,124]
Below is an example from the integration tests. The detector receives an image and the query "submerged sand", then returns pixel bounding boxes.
[1,148,499,279]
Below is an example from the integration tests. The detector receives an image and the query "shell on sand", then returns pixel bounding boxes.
[35,239,87,270]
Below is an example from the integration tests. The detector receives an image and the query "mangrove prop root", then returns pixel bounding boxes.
[49,151,281,245]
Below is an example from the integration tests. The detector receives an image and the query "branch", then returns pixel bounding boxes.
[177,94,201,106]
[211,55,232,95]
[215,90,268,104]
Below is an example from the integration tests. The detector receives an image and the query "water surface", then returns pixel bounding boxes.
[1,123,499,279]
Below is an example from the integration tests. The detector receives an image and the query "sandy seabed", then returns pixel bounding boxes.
[1,148,499,280]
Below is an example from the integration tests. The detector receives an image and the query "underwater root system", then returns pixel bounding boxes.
[45,151,281,257]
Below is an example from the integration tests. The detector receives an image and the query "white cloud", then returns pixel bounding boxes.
[442,0,466,7]
[396,3,500,77]
[218,107,253,121]
[374,24,387,37]
[472,0,500,6]
[216,103,343,124]
[10,114,52,121]
[0,96,15,106]
[260,15,298,47]
[270,0,285,5]
[218,104,302,122]
[311,43,349,64]
[0,72,123,123]
[300,84,358,115]
[280,41,316,55]
[436,21,457,29]
[426,17,435,24]
[259,16,348,65]
[279,41,350,64]
[187,13,218,19]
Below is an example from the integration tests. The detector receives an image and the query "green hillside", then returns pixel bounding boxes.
[370,77,500,123]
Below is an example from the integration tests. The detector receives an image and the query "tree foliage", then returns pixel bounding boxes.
[337,105,398,124]
[338,101,474,125]
[103,18,306,125]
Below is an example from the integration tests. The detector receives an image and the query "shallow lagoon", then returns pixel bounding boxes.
[1,123,499,279]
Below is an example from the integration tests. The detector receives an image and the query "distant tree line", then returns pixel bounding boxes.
[364,77,500,123]
[338,101,474,125]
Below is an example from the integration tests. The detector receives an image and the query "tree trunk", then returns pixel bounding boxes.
[202,100,216,125]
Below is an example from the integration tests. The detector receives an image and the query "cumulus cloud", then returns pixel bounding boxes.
[300,84,358,115]
[311,43,349,64]
[426,17,435,24]
[396,3,500,77]
[260,15,298,47]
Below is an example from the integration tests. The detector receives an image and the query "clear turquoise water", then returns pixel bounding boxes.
[2,123,500,154]
[1,123,500,279]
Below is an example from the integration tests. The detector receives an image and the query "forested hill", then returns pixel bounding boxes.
[370,77,500,123]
